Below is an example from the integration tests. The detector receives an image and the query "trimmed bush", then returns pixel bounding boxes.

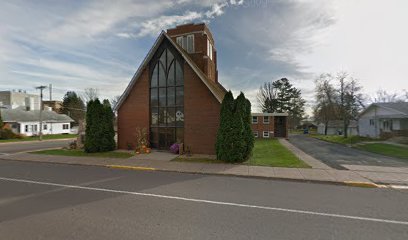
[215,91,254,162]
[0,129,18,140]
[85,99,116,153]
[215,91,235,161]
[236,92,254,160]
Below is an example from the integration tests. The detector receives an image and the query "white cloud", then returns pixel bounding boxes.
[136,11,203,38]
[43,0,171,44]
[205,3,228,18]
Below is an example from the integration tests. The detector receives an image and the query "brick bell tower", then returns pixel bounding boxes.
[167,23,218,83]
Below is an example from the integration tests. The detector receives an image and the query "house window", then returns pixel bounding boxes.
[176,37,182,47]
[207,39,213,60]
[186,35,194,53]
[176,35,194,53]
[32,125,38,132]
[25,125,29,132]
[369,119,374,126]
[253,131,258,138]
[150,45,184,149]
[252,116,258,124]
[43,124,47,130]
[263,116,269,124]
[263,131,270,138]
[63,124,69,130]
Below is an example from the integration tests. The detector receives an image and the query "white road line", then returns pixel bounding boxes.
[389,185,408,190]
[0,176,407,226]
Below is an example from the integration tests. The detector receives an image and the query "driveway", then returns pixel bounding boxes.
[0,139,71,155]
[289,134,408,169]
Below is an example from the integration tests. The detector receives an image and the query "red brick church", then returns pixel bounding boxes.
[115,23,227,154]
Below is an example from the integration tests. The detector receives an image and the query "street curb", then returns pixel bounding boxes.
[106,165,156,171]
[103,164,379,188]
[0,158,380,188]
[343,181,379,188]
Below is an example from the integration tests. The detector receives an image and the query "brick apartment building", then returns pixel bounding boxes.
[251,113,288,139]
[115,23,227,154]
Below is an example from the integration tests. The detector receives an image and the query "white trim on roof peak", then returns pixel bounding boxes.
[115,31,226,111]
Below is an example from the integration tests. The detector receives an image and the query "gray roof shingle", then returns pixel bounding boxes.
[0,109,74,123]
[375,102,408,115]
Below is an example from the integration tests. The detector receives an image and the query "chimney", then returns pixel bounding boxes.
[167,23,218,83]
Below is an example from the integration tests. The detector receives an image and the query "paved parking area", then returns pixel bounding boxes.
[289,135,408,170]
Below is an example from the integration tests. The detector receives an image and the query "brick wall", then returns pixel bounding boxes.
[167,23,217,84]
[184,63,221,154]
[117,68,150,149]
[251,116,275,139]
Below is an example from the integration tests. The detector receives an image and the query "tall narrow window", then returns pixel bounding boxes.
[207,39,213,60]
[186,35,194,53]
[150,46,184,149]
[176,37,182,46]
[176,35,194,53]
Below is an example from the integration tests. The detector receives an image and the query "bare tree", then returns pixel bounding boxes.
[83,88,99,104]
[336,72,365,138]
[313,72,364,137]
[257,78,305,129]
[371,89,405,103]
[313,74,339,135]
[257,82,278,112]
[111,95,121,110]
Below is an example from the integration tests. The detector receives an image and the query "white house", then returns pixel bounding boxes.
[317,120,358,136]
[358,102,408,138]
[0,109,74,136]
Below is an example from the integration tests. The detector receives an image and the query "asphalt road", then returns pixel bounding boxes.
[289,134,408,169]
[0,160,407,240]
[0,139,71,154]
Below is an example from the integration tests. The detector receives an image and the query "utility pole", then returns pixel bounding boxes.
[49,84,52,101]
[36,85,47,141]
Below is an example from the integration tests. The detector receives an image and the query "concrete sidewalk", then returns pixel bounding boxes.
[1,152,407,187]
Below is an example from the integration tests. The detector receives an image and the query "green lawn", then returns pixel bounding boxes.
[355,143,408,159]
[174,139,310,168]
[31,149,134,159]
[311,134,379,145]
[0,134,77,143]
[246,139,310,168]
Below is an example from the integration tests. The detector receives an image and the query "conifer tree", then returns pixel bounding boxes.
[85,99,116,153]
[84,99,97,153]
[101,99,116,151]
[236,92,254,160]
[215,91,235,161]
[216,91,253,162]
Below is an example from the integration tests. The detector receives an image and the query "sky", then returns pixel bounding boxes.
[1,0,407,113]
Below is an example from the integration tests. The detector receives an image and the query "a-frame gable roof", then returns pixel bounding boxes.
[359,102,408,118]
[115,31,227,111]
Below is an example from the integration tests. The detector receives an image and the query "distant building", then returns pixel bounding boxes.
[358,102,408,138]
[317,120,358,136]
[0,108,74,136]
[251,113,288,139]
[43,100,63,113]
[0,90,40,111]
